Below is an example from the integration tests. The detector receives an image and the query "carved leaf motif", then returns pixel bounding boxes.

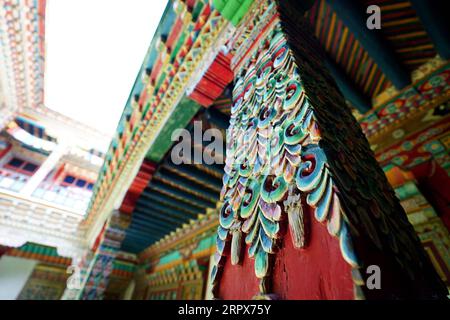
[212,24,361,297]
[284,186,305,248]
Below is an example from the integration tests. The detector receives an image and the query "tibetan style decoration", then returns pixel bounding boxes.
[211,0,444,299]
[211,24,358,299]
[79,249,117,300]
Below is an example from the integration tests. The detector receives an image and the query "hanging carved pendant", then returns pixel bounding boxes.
[284,185,305,249]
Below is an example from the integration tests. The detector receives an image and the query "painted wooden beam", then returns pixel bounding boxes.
[139,192,203,215]
[325,57,372,113]
[133,206,188,225]
[121,241,151,252]
[146,96,201,163]
[127,219,178,240]
[326,0,410,89]
[162,161,223,191]
[410,0,450,59]
[154,169,220,201]
[136,198,197,220]
[121,237,157,250]
[121,234,158,245]
[133,208,185,226]
[120,242,150,252]
[120,246,147,254]
[123,233,165,247]
[129,217,176,234]
[129,217,174,233]
[127,223,171,237]
[196,162,225,177]
[119,160,156,215]
[148,181,217,208]
[123,228,166,240]
[187,52,234,107]
[121,238,155,248]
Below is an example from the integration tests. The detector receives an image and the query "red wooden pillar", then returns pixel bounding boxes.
[209,0,447,300]
[410,160,450,231]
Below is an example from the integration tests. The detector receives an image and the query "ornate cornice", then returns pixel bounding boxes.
[84,1,231,245]
[359,63,450,139]
[0,0,46,117]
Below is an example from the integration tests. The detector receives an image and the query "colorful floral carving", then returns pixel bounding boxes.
[211,23,361,298]
[211,1,439,299]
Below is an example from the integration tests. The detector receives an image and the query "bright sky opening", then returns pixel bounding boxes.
[45,0,168,136]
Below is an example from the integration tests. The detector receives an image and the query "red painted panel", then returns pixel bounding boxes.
[216,245,260,299]
[138,88,148,109]
[167,18,183,50]
[217,207,354,299]
[188,52,233,107]
[151,59,163,83]
[119,161,156,215]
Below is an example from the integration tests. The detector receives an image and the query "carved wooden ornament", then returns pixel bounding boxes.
[210,0,442,300]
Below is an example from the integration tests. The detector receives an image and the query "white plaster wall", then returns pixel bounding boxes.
[0,256,37,300]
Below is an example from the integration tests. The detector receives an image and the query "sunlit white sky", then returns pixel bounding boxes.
[45,0,168,136]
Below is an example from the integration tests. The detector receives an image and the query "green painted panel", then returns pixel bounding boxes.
[154,234,214,267]
[192,235,215,254]
[231,0,254,26]
[192,1,205,21]
[395,181,420,200]
[146,96,201,163]
[212,0,227,11]
[142,103,151,121]
[158,251,182,266]
[113,260,136,272]
[213,0,254,26]
[155,72,167,92]
[132,126,139,140]
[170,31,187,62]
[19,242,60,257]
